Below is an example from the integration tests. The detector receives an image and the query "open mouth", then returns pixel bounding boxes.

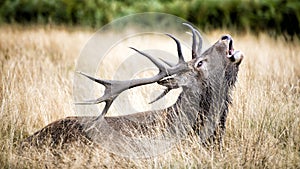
[221,35,234,56]
[228,39,234,55]
[221,35,243,64]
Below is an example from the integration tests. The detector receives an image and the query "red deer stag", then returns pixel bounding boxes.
[22,23,243,149]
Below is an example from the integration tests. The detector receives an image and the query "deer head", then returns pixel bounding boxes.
[76,23,243,144]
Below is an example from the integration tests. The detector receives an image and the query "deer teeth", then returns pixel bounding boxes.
[229,48,234,55]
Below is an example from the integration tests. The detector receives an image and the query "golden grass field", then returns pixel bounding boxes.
[0,25,299,168]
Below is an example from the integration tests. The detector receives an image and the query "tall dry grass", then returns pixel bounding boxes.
[0,25,299,168]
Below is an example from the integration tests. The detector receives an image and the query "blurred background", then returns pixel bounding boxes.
[0,0,299,40]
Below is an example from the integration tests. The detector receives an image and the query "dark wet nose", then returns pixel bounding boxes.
[221,35,231,41]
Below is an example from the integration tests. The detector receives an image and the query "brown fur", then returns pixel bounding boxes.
[22,35,242,149]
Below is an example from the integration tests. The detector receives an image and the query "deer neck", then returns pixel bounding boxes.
[169,77,232,140]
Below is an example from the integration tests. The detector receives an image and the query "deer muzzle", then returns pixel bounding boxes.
[221,35,244,64]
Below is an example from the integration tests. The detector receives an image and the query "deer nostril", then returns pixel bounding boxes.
[221,35,230,40]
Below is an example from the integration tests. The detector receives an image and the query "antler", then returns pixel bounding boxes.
[76,23,201,119]
[76,36,188,119]
[183,23,203,59]
[149,23,203,103]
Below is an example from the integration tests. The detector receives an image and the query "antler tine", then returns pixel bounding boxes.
[165,33,185,63]
[76,98,113,120]
[183,23,197,59]
[94,100,114,120]
[148,88,171,104]
[155,33,185,67]
[75,88,115,106]
[129,47,168,74]
[76,71,111,86]
[75,99,103,105]
[158,58,175,67]
[194,29,203,55]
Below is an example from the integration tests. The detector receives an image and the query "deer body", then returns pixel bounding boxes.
[23,24,243,148]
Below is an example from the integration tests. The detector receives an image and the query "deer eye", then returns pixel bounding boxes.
[195,58,207,69]
[195,59,206,68]
[197,60,203,67]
